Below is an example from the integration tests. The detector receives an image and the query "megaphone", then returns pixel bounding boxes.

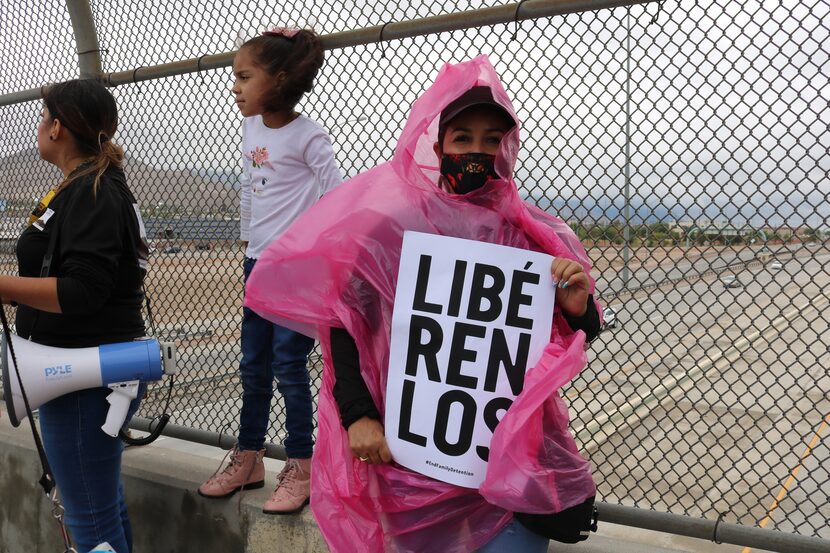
[1,334,172,437]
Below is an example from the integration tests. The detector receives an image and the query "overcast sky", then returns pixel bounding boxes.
[1,0,828,226]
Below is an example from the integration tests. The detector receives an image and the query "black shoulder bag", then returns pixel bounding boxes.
[514,495,599,543]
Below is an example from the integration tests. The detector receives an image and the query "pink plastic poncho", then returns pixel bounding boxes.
[246,55,601,553]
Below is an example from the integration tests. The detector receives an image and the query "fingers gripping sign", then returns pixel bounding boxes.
[550,258,589,317]
[348,417,393,464]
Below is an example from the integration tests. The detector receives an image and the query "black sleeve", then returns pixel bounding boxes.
[562,294,601,342]
[330,327,381,429]
[55,181,125,315]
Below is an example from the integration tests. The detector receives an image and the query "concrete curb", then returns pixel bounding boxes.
[0,412,327,553]
[1,412,695,553]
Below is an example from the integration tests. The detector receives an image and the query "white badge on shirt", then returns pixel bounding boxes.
[33,208,55,231]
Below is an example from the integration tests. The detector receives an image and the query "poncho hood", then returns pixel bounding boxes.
[392,55,521,194]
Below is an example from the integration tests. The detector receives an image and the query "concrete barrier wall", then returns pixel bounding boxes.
[0,416,66,553]
[0,415,328,553]
[1,413,690,553]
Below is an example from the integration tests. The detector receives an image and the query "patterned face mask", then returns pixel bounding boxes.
[439,153,499,194]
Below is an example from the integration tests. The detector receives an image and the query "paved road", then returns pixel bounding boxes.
[574,247,830,550]
[596,243,811,297]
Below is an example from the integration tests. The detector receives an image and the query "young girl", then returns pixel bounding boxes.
[198,27,342,515]
[245,56,601,551]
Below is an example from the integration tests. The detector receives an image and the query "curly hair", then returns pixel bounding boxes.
[241,29,324,112]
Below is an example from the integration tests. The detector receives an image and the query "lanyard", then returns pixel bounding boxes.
[28,187,59,227]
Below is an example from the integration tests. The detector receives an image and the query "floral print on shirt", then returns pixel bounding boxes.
[248,146,269,168]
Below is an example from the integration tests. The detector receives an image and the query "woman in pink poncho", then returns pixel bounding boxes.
[246,55,602,552]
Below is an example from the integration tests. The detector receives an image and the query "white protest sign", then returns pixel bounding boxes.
[384,231,555,488]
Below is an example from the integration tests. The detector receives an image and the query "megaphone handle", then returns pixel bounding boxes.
[102,381,140,437]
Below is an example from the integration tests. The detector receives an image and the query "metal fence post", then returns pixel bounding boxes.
[621,4,632,290]
[66,0,102,78]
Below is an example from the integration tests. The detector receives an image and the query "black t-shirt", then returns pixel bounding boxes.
[15,167,148,347]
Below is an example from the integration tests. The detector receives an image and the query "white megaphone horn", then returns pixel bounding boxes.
[1,334,171,437]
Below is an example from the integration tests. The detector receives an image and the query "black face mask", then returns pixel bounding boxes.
[440,153,500,194]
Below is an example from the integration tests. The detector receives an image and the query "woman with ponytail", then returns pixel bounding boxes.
[1,79,149,553]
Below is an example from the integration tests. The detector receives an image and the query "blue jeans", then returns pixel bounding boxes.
[478,519,550,553]
[238,257,315,457]
[39,385,144,553]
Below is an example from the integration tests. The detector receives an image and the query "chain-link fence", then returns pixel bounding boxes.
[1,0,828,549]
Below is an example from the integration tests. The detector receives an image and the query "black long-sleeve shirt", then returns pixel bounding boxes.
[15,167,148,348]
[331,295,601,429]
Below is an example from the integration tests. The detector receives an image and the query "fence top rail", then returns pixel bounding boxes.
[600,503,830,553]
[0,0,657,108]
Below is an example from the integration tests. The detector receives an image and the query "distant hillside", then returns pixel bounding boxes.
[3,149,824,228]
[0,149,239,213]
[523,190,830,228]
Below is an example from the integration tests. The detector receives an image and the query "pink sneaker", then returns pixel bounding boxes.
[262,457,311,514]
[198,445,265,498]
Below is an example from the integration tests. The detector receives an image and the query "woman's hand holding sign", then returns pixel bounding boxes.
[349,416,393,464]
[551,259,589,317]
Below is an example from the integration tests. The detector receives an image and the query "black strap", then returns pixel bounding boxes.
[12,201,66,495]
[117,203,173,448]
[0,307,56,495]
[118,282,174,447]
[27,202,64,339]
[40,212,61,278]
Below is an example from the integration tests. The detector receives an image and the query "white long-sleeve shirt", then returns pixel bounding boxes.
[239,114,342,259]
